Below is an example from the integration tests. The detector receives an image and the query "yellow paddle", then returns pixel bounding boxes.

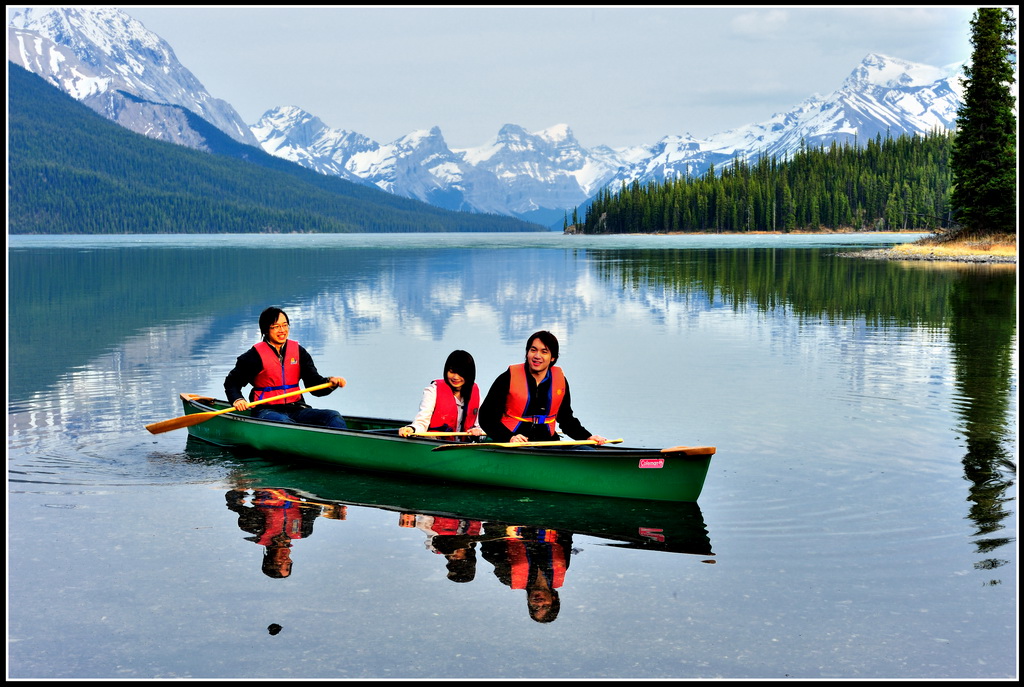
[145,381,337,435]
[660,445,717,455]
[432,438,623,452]
[412,431,477,437]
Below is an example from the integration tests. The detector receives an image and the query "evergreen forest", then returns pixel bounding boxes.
[574,132,956,235]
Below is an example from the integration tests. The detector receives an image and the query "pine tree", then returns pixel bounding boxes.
[950,7,1018,238]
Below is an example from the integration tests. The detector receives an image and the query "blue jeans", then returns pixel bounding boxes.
[254,406,347,429]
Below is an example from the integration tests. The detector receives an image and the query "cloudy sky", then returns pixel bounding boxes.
[117,6,981,150]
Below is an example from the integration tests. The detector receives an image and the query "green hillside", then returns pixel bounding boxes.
[7,62,545,234]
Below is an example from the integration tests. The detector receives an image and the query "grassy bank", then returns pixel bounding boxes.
[839,232,1016,264]
[893,233,1017,259]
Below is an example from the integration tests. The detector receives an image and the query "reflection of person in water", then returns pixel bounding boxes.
[481,524,572,623]
[404,513,483,583]
[225,488,328,578]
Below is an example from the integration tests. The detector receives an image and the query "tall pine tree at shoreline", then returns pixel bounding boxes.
[950,7,1018,238]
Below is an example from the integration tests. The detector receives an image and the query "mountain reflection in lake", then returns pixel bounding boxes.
[7,233,1016,679]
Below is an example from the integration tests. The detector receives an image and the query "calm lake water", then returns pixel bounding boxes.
[6,232,1017,679]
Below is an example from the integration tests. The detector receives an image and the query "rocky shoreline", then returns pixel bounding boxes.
[839,248,1017,264]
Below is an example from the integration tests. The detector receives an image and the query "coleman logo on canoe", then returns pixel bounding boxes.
[639,458,664,469]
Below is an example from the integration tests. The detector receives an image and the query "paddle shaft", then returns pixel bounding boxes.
[660,445,716,455]
[232,487,345,511]
[278,495,346,511]
[145,381,336,435]
[412,431,477,436]
[433,438,623,451]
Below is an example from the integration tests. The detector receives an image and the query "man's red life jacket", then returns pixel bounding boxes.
[252,340,301,403]
[251,488,306,546]
[507,534,567,589]
[500,364,565,437]
[429,379,481,433]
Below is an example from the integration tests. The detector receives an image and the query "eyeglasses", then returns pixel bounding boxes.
[269,323,290,331]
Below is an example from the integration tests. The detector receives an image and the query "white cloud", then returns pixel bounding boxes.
[731,8,790,37]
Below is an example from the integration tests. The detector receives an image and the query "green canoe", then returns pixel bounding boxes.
[176,393,715,502]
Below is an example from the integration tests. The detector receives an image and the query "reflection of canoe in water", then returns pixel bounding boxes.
[177,393,715,503]
[185,436,714,557]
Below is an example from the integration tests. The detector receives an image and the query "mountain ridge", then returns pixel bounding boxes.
[7,62,546,234]
[245,53,964,228]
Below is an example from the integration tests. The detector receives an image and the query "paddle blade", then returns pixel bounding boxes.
[660,445,716,455]
[145,411,220,435]
[146,382,335,435]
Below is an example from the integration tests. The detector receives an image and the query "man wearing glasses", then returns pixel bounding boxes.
[224,306,348,429]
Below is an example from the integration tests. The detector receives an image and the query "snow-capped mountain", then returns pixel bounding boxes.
[592,53,964,195]
[250,106,378,186]
[8,7,965,228]
[252,52,963,226]
[458,123,631,217]
[253,111,632,222]
[254,108,514,214]
[8,6,258,149]
[343,125,510,214]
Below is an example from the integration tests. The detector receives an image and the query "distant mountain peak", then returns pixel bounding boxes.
[8,5,259,147]
[398,126,446,146]
[10,6,168,70]
[844,52,958,90]
[497,123,529,137]
[538,123,574,143]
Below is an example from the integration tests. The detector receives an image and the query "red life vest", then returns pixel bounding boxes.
[429,379,481,434]
[430,516,483,537]
[500,364,565,437]
[252,340,301,403]
[250,488,306,546]
[507,533,567,589]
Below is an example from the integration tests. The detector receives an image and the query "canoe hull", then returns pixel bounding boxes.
[178,394,713,502]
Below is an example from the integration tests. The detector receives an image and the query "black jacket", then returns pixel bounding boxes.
[478,366,591,442]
